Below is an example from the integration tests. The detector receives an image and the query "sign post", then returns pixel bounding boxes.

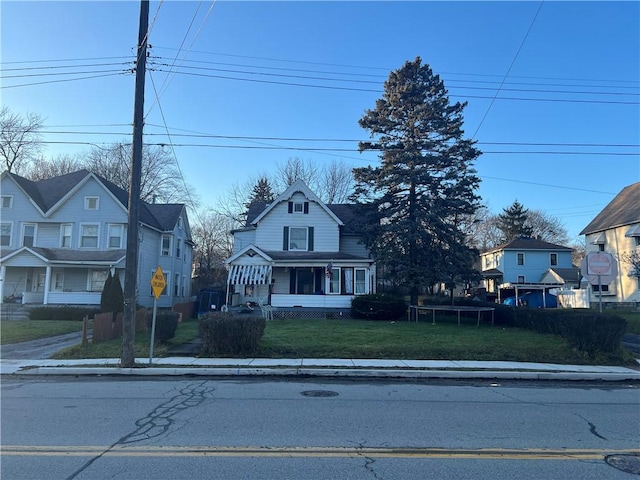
[581,252,617,313]
[149,265,166,364]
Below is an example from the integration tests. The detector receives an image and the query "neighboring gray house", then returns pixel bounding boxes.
[0,170,193,308]
[580,181,640,305]
[225,180,376,309]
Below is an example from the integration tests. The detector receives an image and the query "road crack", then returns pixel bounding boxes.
[64,381,214,480]
[573,413,608,440]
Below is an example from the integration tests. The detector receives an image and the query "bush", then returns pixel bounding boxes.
[29,306,100,321]
[148,311,180,343]
[351,294,407,321]
[199,312,266,356]
[100,272,124,314]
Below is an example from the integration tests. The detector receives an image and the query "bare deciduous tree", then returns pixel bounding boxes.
[322,159,354,204]
[0,107,44,174]
[82,143,199,209]
[24,153,84,181]
[192,210,235,291]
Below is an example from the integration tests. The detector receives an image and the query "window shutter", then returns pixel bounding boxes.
[303,202,309,214]
[308,227,314,251]
[288,202,293,213]
[283,227,289,251]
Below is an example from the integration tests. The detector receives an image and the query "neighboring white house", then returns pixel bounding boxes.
[580,181,640,306]
[480,236,577,302]
[0,169,193,308]
[225,180,376,310]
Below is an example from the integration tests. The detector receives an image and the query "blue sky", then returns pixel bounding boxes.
[2,1,639,242]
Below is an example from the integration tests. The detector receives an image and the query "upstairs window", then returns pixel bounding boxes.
[1,196,13,208]
[288,201,309,214]
[80,224,99,248]
[22,224,36,247]
[84,196,99,210]
[289,227,307,251]
[517,252,525,266]
[0,223,12,247]
[108,224,124,249]
[550,253,558,266]
[60,224,72,248]
[176,238,182,258]
[161,235,171,256]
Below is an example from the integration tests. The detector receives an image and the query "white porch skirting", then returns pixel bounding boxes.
[44,292,101,305]
[271,294,354,309]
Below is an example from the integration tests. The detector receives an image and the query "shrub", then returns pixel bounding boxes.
[351,294,407,321]
[100,271,124,314]
[199,312,266,356]
[29,306,100,321]
[148,311,180,343]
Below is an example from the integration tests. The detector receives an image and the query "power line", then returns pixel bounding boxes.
[0,72,130,89]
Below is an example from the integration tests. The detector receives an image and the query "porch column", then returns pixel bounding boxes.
[43,266,52,305]
[0,265,5,304]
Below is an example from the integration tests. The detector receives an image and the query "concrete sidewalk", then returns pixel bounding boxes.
[2,357,639,381]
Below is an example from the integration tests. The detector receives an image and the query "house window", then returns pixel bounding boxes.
[80,224,99,248]
[635,237,640,247]
[150,271,168,296]
[598,244,605,252]
[84,196,99,210]
[22,224,36,247]
[176,238,182,258]
[293,202,304,213]
[161,235,171,256]
[1,223,13,247]
[60,224,72,248]
[289,227,307,251]
[174,274,180,296]
[592,284,609,293]
[355,269,366,294]
[329,267,341,294]
[550,253,558,266]
[108,224,124,249]
[517,275,525,283]
[54,272,64,291]
[1,196,13,208]
[517,252,525,266]
[89,270,108,292]
[182,275,186,296]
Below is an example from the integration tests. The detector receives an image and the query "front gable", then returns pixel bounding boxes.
[251,181,343,253]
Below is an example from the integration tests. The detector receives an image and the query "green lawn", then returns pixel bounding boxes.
[1,320,85,345]
[53,315,634,365]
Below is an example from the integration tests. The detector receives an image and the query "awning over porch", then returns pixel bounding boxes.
[228,264,272,285]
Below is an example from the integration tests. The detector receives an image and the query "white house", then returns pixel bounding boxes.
[225,180,376,311]
[0,170,193,309]
[580,181,640,306]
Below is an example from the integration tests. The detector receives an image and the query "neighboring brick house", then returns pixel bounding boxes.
[0,170,193,308]
[225,180,376,310]
[480,236,576,302]
[580,181,640,305]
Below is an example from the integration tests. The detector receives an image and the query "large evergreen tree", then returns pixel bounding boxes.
[497,200,533,242]
[352,57,481,306]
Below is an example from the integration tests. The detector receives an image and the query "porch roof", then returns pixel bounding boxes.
[0,247,126,265]
[264,251,370,262]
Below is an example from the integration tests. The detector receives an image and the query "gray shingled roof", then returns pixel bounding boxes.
[546,267,580,283]
[6,170,186,235]
[1,247,126,263]
[484,236,572,254]
[264,250,370,261]
[580,182,640,235]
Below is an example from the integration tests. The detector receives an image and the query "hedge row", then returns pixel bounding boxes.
[417,295,627,357]
[29,306,100,321]
[199,312,265,356]
[148,311,180,344]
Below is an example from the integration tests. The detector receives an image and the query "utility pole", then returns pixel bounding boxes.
[122,0,149,368]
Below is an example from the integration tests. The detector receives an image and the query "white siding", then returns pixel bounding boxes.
[255,196,340,251]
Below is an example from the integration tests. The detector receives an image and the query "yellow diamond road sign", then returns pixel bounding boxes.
[151,265,166,300]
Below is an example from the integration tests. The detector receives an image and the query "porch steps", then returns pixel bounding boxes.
[0,303,32,321]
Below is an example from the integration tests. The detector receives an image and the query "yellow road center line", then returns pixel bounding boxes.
[2,446,638,460]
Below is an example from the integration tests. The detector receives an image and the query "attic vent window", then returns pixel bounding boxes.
[294,202,304,213]
[84,196,99,210]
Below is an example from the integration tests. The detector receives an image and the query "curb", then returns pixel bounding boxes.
[12,366,640,381]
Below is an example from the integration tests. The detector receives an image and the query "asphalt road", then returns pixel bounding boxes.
[1,377,638,479]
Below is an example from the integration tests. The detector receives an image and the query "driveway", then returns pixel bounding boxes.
[0,331,86,360]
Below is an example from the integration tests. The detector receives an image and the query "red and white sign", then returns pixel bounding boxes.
[586,252,614,276]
